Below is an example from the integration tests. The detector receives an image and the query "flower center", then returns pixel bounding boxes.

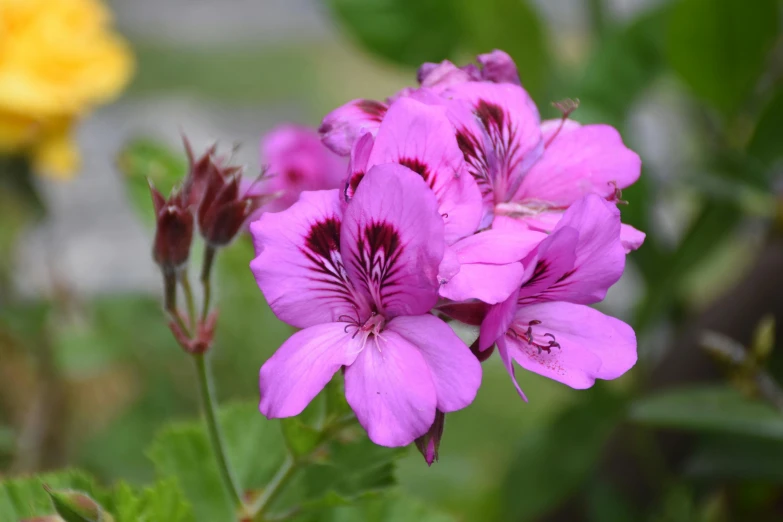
[341,311,387,353]
[507,319,560,354]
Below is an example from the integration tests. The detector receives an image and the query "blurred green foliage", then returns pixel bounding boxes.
[3,0,783,520]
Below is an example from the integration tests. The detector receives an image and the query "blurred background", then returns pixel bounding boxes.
[2,0,783,520]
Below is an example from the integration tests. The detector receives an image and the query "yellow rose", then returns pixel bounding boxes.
[0,0,133,178]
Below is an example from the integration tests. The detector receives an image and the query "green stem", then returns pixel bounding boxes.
[193,353,244,511]
[251,455,296,520]
[201,245,217,322]
[164,271,191,337]
[180,272,197,330]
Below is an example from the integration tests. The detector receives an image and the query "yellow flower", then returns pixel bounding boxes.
[0,0,133,178]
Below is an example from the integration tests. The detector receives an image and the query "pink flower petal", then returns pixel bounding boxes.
[259,322,363,418]
[444,82,543,205]
[496,336,527,400]
[505,302,637,389]
[516,122,641,207]
[477,50,520,85]
[440,229,545,304]
[479,288,519,351]
[365,97,482,243]
[344,330,437,447]
[518,195,624,305]
[342,164,445,318]
[320,99,388,156]
[250,190,368,328]
[621,223,646,253]
[387,314,482,412]
[257,124,346,213]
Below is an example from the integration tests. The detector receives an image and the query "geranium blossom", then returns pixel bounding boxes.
[250,165,481,446]
[477,195,637,396]
[319,50,644,252]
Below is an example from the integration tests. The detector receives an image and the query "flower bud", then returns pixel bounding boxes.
[43,486,113,522]
[150,182,194,273]
[197,164,268,247]
[414,410,445,466]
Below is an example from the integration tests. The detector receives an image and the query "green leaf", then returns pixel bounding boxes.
[307,493,457,522]
[117,138,187,226]
[109,480,194,522]
[685,434,783,482]
[587,480,637,522]
[579,7,667,126]
[147,402,287,522]
[499,389,625,520]
[327,0,462,68]
[629,386,783,439]
[457,0,549,100]
[748,89,783,170]
[666,0,779,114]
[0,470,101,521]
[281,396,325,459]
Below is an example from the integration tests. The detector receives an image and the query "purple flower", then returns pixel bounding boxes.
[345,97,483,245]
[477,195,637,396]
[246,124,346,216]
[250,165,482,447]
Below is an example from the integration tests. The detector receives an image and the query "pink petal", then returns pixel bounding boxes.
[477,50,520,85]
[344,330,437,446]
[259,322,362,418]
[440,262,525,304]
[621,223,646,253]
[417,60,475,91]
[516,122,641,207]
[345,132,375,200]
[365,97,482,243]
[250,190,367,328]
[445,82,543,205]
[342,164,445,318]
[505,302,637,389]
[319,99,388,156]
[520,195,624,305]
[387,314,482,412]
[479,289,519,351]
[496,336,527,400]
[258,124,347,213]
[440,229,546,304]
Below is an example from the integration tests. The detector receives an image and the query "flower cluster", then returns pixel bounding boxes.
[0,0,133,178]
[250,50,643,463]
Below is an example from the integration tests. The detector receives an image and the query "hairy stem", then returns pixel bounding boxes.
[192,352,244,511]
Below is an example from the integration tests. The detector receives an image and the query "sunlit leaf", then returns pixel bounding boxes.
[327,0,462,68]
[629,386,783,439]
[666,0,779,114]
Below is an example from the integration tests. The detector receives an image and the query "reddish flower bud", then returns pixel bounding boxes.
[150,181,194,273]
[414,409,445,466]
[181,135,219,208]
[197,165,269,247]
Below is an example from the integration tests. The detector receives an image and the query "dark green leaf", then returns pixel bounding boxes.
[117,138,187,226]
[686,434,783,482]
[587,480,638,522]
[327,0,462,68]
[629,386,783,439]
[499,389,625,520]
[666,0,779,114]
[306,493,456,522]
[748,89,783,170]
[281,395,326,459]
[457,0,549,100]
